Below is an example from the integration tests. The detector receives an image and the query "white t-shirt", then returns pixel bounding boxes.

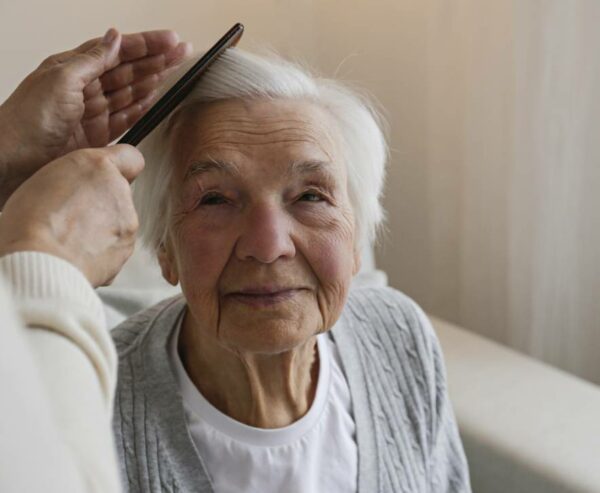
[169,319,358,493]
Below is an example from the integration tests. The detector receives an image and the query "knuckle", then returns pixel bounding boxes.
[121,202,140,236]
[115,174,133,194]
[89,150,116,172]
[126,219,139,238]
[65,148,94,167]
[118,216,139,239]
[81,49,104,64]
[79,148,105,167]
[68,149,115,177]
[74,147,95,159]
[130,213,140,233]
[50,65,72,86]
[40,54,59,67]
[98,154,115,169]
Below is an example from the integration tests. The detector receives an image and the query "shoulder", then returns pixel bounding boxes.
[110,294,194,492]
[111,294,185,357]
[344,285,437,351]
[346,285,423,319]
[341,286,443,395]
[338,287,467,487]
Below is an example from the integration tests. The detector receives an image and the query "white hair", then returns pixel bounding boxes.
[134,48,387,253]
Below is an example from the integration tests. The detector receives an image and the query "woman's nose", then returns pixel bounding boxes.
[235,203,296,263]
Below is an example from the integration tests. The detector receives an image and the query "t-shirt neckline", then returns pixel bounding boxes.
[169,315,333,448]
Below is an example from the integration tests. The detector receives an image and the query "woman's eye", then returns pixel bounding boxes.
[299,192,324,202]
[199,193,227,206]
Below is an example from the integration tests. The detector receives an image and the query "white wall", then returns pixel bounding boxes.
[0,1,318,97]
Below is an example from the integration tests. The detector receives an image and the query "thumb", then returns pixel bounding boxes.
[67,29,121,86]
[107,144,146,183]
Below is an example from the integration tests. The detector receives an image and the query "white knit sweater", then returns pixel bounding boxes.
[0,252,121,493]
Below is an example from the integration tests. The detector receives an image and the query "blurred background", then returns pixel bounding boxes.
[1,0,599,385]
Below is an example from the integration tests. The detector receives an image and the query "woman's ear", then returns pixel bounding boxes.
[157,241,179,286]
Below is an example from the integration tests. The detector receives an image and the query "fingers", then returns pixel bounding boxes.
[61,146,144,183]
[20,29,191,153]
[83,74,158,118]
[106,76,159,113]
[64,29,122,87]
[99,52,170,92]
[99,41,191,92]
[119,30,180,61]
[83,78,103,100]
[2,145,144,287]
[71,29,181,61]
[81,41,191,127]
[42,29,191,95]
[107,90,157,140]
[104,145,145,183]
[81,90,157,145]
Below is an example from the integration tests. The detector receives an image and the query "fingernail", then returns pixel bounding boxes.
[102,28,118,45]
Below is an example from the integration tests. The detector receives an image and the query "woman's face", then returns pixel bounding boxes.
[159,98,360,354]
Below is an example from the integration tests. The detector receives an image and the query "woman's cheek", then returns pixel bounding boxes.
[181,204,239,234]
[294,202,342,229]
[176,218,236,284]
[302,224,355,286]
[303,207,356,301]
[312,248,352,331]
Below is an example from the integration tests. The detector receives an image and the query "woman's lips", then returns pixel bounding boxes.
[226,288,301,307]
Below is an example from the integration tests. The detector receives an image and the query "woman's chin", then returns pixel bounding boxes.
[217,317,320,355]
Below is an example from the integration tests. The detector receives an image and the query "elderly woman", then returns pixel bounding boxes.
[112,49,470,493]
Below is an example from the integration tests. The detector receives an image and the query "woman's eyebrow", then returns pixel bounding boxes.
[184,159,241,181]
[289,159,334,175]
[183,158,335,182]
[289,160,339,188]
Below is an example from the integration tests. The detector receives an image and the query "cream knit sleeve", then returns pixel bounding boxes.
[0,251,121,493]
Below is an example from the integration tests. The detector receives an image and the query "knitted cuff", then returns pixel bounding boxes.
[0,251,105,326]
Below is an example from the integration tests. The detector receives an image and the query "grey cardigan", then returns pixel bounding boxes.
[111,286,471,492]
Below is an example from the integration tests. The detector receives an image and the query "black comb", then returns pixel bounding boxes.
[118,23,244,146]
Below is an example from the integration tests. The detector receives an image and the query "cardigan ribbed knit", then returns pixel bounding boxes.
[111,286,471,492]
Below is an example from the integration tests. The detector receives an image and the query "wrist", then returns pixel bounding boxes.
[0,107,12,180]
[0,219,60,261]
[0,231,94,287]
[0,250,103,324]
[0,105,37,208]
[0,238,53,262]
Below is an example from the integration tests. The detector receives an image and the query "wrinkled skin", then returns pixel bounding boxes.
[159,98,360,427]
[0,145,144,287]
[0,29,190,207]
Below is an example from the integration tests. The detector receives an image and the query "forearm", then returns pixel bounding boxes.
[0,276,86,492]
[0,252,121,492]
[26,328,121,493]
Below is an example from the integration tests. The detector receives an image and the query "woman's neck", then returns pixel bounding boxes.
[179,314,320,429]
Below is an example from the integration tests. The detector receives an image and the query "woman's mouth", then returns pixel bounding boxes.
[226,288,301,307]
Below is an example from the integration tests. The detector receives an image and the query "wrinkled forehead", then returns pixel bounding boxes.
[166,98,345,181]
